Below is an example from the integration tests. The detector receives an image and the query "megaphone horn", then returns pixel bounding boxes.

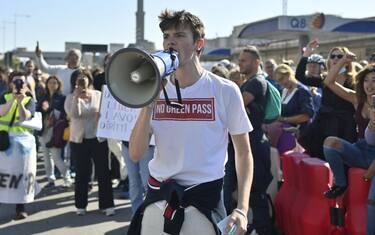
[105,48,179,108]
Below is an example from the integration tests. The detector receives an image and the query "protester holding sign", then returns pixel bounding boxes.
[64,69,114,216]
[0,71,38,220]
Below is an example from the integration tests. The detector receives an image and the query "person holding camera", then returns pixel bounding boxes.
[37,75,72,188]
[0,71,37,220]
[64,69,114,216]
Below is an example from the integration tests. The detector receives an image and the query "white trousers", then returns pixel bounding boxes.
[40,128,70,183]
[141,202,216,235]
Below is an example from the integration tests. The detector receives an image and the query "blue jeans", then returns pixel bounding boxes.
[324,138,375,235]
[368,178,375,235]
[122,143,154,214]
[324,139,375,186]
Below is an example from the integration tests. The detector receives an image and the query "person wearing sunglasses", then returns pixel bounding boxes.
[297,40,357,160]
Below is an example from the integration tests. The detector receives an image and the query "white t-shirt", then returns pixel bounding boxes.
[37,56,77,95]
[149,70,253,186]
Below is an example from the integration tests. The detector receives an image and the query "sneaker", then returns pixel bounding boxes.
[103,207,115,216]
[14,211,28,220]
[324,185,347,199]
[62,179,73,188]
[45,181,55,188]
[76,208,86,216]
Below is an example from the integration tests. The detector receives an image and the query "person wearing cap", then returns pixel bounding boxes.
[304,53,326,113]
[35,47,82,96]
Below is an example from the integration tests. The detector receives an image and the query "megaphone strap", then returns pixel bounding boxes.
[162,78,184,109]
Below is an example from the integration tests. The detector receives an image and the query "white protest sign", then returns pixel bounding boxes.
[97,85,154,144]
[0,133,40,203]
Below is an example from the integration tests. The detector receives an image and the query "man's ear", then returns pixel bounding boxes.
[195,38,205,52]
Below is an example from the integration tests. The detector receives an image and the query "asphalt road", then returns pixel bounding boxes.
[0,156,132,235]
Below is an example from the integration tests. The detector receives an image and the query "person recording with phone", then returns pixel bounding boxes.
[0,71,37,220]
[297,41,357,159]
[64,69,115,216]
[323,61,375,234]
[127,9,253,235]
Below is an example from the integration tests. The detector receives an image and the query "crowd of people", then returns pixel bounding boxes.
[0,9,375,235]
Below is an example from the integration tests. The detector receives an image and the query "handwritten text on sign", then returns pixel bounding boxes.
[97,85,142,142]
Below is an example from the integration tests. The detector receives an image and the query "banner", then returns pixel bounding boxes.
[97,85,154,144]
[0,132,40,203]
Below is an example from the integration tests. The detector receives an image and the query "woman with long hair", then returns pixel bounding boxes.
[37,75,71,188]
[297,41,357,159]
[323,59,375,234]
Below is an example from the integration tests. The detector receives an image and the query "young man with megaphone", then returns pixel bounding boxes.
[127,9,254,235]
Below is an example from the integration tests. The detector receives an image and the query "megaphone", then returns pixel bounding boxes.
[106,48,179,108]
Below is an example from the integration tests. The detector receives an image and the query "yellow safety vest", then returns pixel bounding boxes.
[0,93,32,132]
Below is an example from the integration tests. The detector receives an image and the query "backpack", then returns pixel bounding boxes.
[263,80,281,124]
[51,119,69,148]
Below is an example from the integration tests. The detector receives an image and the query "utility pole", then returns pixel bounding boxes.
[282,0,288,15]
[136,0,145,44]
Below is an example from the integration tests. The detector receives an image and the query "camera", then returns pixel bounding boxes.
[13,79,24,94]
[76,77,86,87]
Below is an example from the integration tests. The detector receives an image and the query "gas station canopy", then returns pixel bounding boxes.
[238,13,375,41]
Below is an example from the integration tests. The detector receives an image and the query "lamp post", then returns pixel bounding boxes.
[14,13,31,49]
